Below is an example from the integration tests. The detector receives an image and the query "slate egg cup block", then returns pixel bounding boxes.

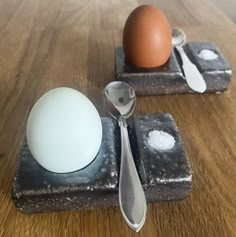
[115,42,232,95]
[12,114,192,214]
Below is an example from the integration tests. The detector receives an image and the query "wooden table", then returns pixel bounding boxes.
[0,0,235,236]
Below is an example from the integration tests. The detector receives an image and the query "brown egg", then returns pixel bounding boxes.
[123,5,172,68]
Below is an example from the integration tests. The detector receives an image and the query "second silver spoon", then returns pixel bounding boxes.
[172,28,207,93]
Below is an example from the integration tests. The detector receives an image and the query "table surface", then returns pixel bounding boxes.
[0,0,235,236]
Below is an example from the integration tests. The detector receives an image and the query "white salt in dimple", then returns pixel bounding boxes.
[197,49,218,60]
[147,130,175,151]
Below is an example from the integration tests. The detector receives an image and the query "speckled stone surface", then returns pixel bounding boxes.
[184,42,232,92]
[115,42,232,95]
[12,114,192,213]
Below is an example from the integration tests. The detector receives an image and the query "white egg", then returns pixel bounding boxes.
[26,87,102,173]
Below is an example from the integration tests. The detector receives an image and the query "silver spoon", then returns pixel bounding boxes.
[104,81,147,232]
[172,28,207,93]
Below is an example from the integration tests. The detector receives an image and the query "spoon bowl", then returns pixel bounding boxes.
[104,81,136,119]
[172,28,186,47]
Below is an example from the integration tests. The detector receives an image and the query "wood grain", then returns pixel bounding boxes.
[210,0,236,23]
[0,0,235,236]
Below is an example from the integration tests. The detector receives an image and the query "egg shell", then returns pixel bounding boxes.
[123,5,172,68]
[26,87,102,173]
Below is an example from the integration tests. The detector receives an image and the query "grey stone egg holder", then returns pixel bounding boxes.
[115,42,232,95]
[12,113,192,214]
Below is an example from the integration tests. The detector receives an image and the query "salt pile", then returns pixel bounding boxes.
[147,130,175,151]
[198,49,218,60]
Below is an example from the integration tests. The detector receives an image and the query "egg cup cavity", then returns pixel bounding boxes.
[12,113,192,214]
[115,42,232,95]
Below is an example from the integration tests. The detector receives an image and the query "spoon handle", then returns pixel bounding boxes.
[176,46,207,93]
[118,118,147,232]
